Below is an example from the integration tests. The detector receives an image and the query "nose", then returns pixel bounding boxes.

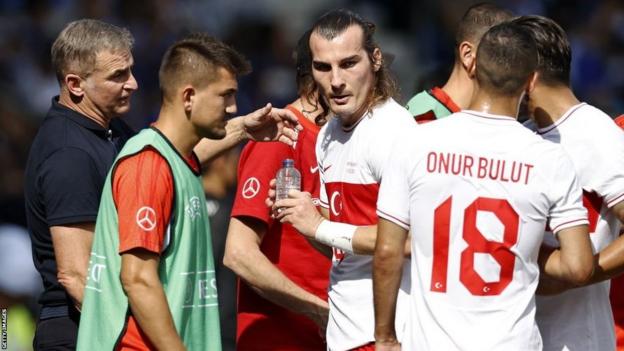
[225,95,237,115]
[125,72,138,92]
[330,69,345,91]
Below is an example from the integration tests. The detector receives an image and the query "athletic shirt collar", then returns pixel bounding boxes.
[536,103,586,135]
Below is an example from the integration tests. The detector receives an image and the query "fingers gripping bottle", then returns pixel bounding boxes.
[276,159,301,201]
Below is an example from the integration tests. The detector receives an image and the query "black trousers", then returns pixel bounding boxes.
[33,307,80,350]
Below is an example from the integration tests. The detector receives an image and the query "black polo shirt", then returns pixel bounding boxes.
[24,97,135,310]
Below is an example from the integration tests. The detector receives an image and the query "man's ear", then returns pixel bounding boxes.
[458,41,476,71]
[65,74,84,98]
[467,56,477,79]
[372,47,382,72]
[527,71,538,95]
[182,85,195,115]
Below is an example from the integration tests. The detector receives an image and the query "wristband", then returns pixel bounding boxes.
[314,220,356,254]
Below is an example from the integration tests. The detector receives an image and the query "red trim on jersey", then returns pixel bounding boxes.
[463,110,516,122]
[377,209,410,229]
[429,86,461,113]
[608,192,624,208]
[537,103,586,135]
[551,218,589,234]
[325,182,380,225]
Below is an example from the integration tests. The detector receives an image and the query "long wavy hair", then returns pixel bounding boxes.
[311,9,399,111]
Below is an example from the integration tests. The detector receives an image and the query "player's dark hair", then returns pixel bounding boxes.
[511,15,571,86]
[159,33,251,103]
[455,3,513,53]
[476,22,537,96]
[294,29,329,126]
[311,8,398,109]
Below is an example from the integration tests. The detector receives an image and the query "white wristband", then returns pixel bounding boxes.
[314,220,356,254]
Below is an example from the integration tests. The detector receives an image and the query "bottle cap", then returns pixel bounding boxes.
[282,159,295,167]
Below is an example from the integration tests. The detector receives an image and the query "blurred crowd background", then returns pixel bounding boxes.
[1,0,623,349]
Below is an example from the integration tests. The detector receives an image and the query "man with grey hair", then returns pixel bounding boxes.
[25,19,300,350]
[25,19,138,350]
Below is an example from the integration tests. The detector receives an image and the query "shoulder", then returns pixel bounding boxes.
[370,98,415,128]
[239,141,292,167]
[405,90,438,115]
[114,147,172,187]
[116,147,170,174]
[579,104,622,135]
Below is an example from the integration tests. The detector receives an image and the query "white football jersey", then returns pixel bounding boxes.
[316,98,415,350]
[525,103,624,351]
[377,111,588,351]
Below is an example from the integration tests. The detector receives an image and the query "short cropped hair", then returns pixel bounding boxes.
[476,22,538,96]
[158,33,251,103]
[455,3,513,50]
[311,9,398,108]
[51,19,134,84]
[511,15,571,86]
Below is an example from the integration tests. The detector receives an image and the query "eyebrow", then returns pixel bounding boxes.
[341,55,361,62]
[312,54,361,65]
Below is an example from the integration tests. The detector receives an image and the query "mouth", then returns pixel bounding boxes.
[330,95,350,105]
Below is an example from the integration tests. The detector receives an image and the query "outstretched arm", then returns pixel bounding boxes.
[194,104,302,165]
[223,216,328,329]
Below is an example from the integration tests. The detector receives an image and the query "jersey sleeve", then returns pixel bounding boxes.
[40,148,102,225]
[582,125,624,208]
[367,111,417,181]
[113,148,174,254]
[546,150,589,234]
[376,138,413,230]
[231,141,293,223]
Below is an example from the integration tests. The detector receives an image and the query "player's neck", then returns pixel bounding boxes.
[154,105,201,158]
[58,90,112,129]
[468,89,521,119]
[294,97,321,124]
[530,84,580,128]
[442,64,474,109]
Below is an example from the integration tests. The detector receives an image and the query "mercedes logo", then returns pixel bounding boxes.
[242,177,261,199]
[136,206,157,231]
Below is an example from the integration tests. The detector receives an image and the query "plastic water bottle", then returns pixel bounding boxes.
[276,159,301,201]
